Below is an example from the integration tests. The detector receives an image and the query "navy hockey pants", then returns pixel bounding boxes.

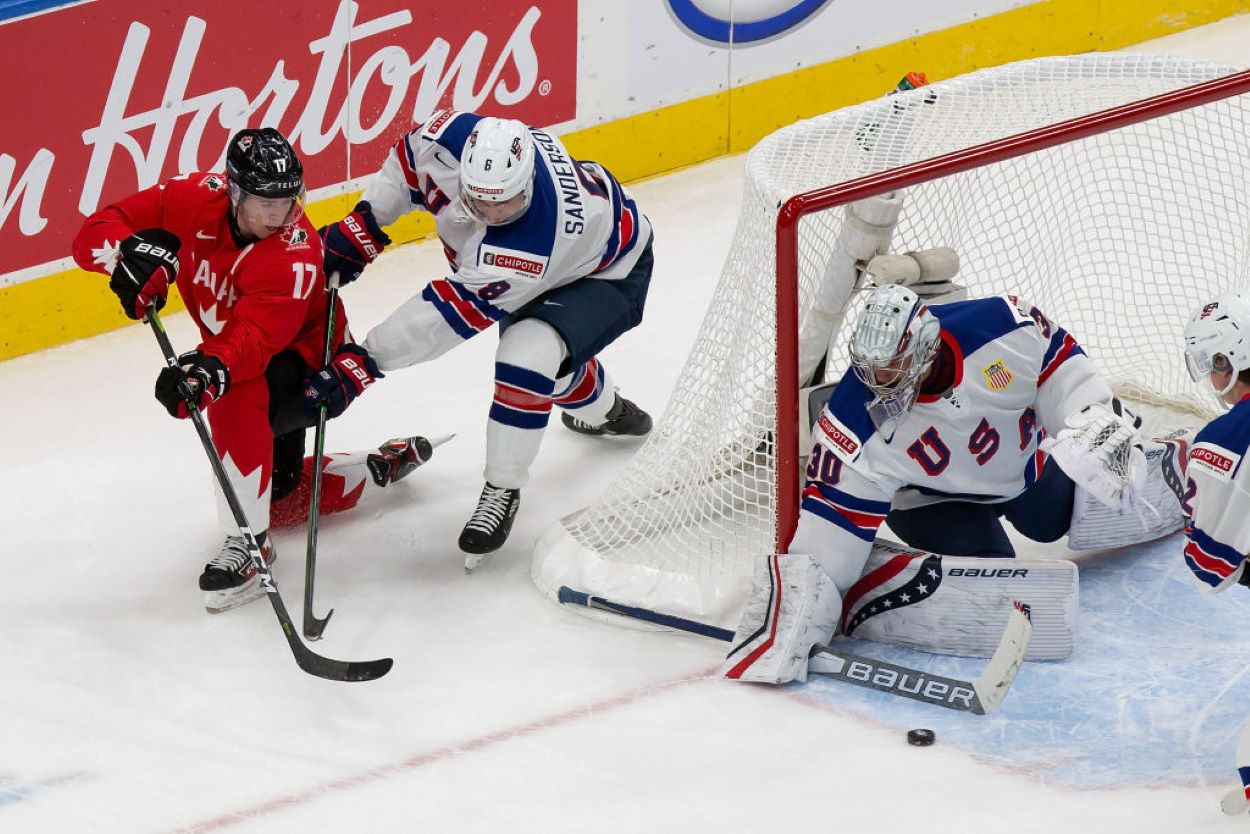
[884,458,1076,558]
[501,235,654,378]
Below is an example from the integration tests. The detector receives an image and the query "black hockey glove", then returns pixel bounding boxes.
[154,351,230,418]
[320,201,390,285]
[111,228,180,320]
[302,343,383,420]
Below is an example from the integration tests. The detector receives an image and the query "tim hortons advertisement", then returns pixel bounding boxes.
[0,0,577,281]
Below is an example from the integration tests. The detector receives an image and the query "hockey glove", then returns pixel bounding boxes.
[1039,402,1145,512]
[320,201,391,285]
[154,351,230,418]
[111,228,181,320]
[302,343,384,419]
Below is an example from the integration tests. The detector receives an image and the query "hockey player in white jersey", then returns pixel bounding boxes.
[1178,291,1250,591]
[722,282,1151,683]
[312,111,655,566]
[1177,292,1250,816]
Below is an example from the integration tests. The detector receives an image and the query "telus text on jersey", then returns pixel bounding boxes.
[532,130,585,235]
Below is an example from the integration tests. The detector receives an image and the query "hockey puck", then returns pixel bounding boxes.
[907,728,936,746]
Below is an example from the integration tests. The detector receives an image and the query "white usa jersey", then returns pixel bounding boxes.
[360,110,652,369]
[1181,395,1250,592]
[792,294,1112,592]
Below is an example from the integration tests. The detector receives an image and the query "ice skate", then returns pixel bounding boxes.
[562,394,652,437]
[459,482,521,572]
[365,435,442,486]
[199,534,276,613]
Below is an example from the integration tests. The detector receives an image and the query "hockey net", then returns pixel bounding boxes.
[532,54,1250,631]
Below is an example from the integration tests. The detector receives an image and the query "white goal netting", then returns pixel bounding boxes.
[533,53,1250,631]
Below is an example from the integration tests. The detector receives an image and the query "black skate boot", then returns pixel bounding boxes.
[561,394,652,437]
[459,482,521,571]
[366,436,435,486]
[199,533,277,613]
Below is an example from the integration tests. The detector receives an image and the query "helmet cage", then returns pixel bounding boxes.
[849,285,942,430]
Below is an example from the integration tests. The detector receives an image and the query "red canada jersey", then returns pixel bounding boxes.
[73,173,338,381]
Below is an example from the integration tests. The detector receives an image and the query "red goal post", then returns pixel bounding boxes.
[534,54,1250,634]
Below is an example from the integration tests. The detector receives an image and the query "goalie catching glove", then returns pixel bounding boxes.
[1040,401,1145,513]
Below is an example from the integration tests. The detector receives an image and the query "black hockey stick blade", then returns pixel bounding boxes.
[809,600,1033,714]
[292,641,393,683]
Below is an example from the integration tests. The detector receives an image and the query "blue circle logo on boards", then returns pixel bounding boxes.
[667,0,834,44]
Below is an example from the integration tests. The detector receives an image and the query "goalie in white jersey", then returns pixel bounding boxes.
[312,112,655,566]
[723,282,1156,683]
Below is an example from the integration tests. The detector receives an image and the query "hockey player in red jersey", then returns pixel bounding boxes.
[73,127,434,613]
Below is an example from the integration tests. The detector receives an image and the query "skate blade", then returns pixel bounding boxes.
[203,579,265,614]
[464,552,496,574]
[428,433,455,449]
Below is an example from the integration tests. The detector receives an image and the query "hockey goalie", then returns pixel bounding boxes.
[720,189,1188,684]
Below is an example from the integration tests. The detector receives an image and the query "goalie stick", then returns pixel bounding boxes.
[148,310,392,682]
[808,601,1032,715]
[557,586,1032,713]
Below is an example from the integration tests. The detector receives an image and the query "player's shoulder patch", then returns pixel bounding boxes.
[420,110,482,159]
[422,109,460,139]
[1189,440,1240,480]
[478,243,548,282]
[820,376,877,460]
[814,407,865,462]
[198,174,227,193]
[981,358,1014,390]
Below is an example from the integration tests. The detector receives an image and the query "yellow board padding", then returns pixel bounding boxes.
[3,0,1246,362]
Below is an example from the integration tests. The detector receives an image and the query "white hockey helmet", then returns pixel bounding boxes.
[850,283,942,430]
[1184,290,1250,397]
[459,117,536,226]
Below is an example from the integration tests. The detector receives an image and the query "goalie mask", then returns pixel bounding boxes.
[1184,290,1250,400]
[850,284,941,433]
[459,117,536,226]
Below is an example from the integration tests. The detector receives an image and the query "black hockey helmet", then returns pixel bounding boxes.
[225,127,303,199]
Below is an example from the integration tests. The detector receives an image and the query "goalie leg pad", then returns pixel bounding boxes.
[720,554,841,684]
[842,539,1078,660]
[1066,437,1186,550]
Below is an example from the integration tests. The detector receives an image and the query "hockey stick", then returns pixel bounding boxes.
[302,270,341,640]
[557,586,1031,712]
[147,309,392,682]
[808,601,1033,715]
[557,586,736,641]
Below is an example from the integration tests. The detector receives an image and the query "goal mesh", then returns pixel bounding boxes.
[532,54,1250,631]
